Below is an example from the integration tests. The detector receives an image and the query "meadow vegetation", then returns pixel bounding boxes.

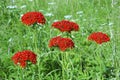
[0,0,120,80]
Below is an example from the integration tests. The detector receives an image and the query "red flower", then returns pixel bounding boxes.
[21,12,46,25]
[58,38,74,51]
[12,50,37,68]
[48,36,74,51]
[88,32,110,44]
[52,20,79,32]
[49,36,62,47]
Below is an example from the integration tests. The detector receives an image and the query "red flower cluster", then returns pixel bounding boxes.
[52,20,79,32]
[21,12,46,25]
[88,32,110,44]
[49,36,74,51]
[49,36,62,47]
[12,50,37,68]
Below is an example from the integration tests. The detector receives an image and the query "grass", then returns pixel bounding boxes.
[0,0,120,80]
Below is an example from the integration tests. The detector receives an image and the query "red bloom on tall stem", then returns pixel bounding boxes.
[58,38,74,51]
[48,36,74,51]
[52,20,79,32]
[21,12,46,25]
[88,32,110,44]
[12,50,37,68]
[49,36,62,47]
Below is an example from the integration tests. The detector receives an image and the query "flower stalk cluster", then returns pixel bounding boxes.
[11,11,110,69]
[49,20,79,51]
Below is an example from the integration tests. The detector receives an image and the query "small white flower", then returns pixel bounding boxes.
[71,35,75,38]
[108,22,114,26]
[45,13,54,17]
[76,11,83,14]
[7,5,17,9]
[8,38,12,42]
[53,20,59,22]
[20,5,26,9]
[48,2,56,5]
[64,15,72,19]
[76,11,83,17]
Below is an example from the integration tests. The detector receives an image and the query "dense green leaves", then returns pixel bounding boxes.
[0,0,120,80]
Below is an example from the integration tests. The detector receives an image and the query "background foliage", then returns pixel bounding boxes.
[0,0,120,80]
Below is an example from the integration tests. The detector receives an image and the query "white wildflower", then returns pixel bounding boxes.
[7,5,17,9]
[53,20,59,22]
[8,38,12,42]
[45,13,54,17]
[20,5,26,9]
[64,15,72,19]
[108,22,114,26]
[76,11,83,14]
[48,2,56,5]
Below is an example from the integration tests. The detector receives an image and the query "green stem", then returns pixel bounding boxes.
[61,51,65,80]
[95,45,106,79]
[61,51,70,80]
[32,25,38,51]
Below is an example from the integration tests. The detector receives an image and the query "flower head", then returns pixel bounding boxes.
[58,38,74,51]
[52,20,79,32]
[48,36,74,51]
[21,12,46,25]
[49,36,62,47]
[88,32,110,44]
[12,50,37,68]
